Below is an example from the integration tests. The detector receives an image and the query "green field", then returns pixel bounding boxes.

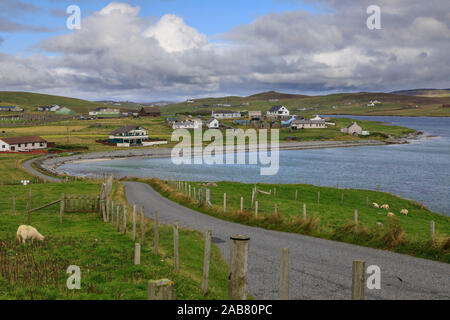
[0,181,229,299]
[148,179,450,263]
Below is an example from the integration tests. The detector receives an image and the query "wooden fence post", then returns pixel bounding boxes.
[251,187,255,208]
[295,189,298,201]
[202,230,212,296]
[154,210,159,256]
[132,204,136,242]
[123,205,127,234]
[303,203,307,220]
[341,192,344,205]
[148,279,175,300]
[255,201,258,217]
[141,206,145,245]
[377,185,380,192]
[352,260,365,300]
[223,193,227,213]
[354,209,358,225]
[60,193,65,224]
[116,204,120,232]
[240,197,244,212]
[111,201,114,226]
[431,221,435,242]
[366,197,369,208]
[280,248,290,300]
[134,243,141,265]
[274,203,278,215]
[317,191,320,204]
[173,220,179,273]
[228,235,250,300]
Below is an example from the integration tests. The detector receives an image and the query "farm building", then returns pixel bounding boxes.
[89,108,120,117]
[267,106,290,118]
[0,136,47,152]
[173,120,202,130]
[248,110,262,120]
[291,116,327,129]
[0,106,22,112]
[206,118,220,129]
[55,107,76,115]
[340,122,369,136]
[233,119,250,126]
[139,107,161,117]
[211,110,241,119]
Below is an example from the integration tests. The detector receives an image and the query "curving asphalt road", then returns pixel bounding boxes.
[122,181,450,300]
[22,156,62,183]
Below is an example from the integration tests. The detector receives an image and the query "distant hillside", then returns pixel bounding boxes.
[162,90,450,117]
[0,91,103,113]
[391,89,450,97]
[247,91,309,100]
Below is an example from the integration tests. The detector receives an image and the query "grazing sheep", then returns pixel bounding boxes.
[376,222,383,227]
[387,212,395,217]
[381,204,390,210]
[400,209,409,216]
[17,225,45,244]
[372,202,380,208]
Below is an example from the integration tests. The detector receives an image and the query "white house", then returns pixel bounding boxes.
[172,120,201,130]
[211,110,241,119]
[206,118,220,129]
[0,136,47,152]
[109,125,148,146]
[267,106,290,117]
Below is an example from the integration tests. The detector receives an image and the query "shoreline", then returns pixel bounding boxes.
[39,139,389,176]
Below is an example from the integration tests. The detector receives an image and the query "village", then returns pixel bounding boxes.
[0,103,373,152]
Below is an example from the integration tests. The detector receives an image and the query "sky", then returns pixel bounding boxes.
[0,0,449,101]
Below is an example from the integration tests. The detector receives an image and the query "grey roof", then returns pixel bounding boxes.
[345,122,361,129]
[292,119,325,125]
[212,110,240,114]
[110,125,145,135]
[206,118,218,124]
[268,105,285,112]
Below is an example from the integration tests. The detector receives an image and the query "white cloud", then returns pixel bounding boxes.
[142,14,209,53]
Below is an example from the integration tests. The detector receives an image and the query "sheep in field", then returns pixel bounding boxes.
[401,209,409,216]
[381,204,390,210]
[387,212,395,217]
[372,202,380,208]
[17,225,45,244]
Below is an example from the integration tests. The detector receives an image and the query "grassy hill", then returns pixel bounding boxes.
[391,89,450,98]
[162,91,450,117]
[0,91,106,113]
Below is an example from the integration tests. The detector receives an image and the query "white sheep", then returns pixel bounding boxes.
[381,204,390,210]
[17,225,45,244]
[387,212,395,217]
[372,202,380,208]
[400,209,409,216]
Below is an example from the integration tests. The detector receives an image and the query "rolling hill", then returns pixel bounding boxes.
[162,91,450,117]
[0,91,105,113]
[391,89,450,98]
